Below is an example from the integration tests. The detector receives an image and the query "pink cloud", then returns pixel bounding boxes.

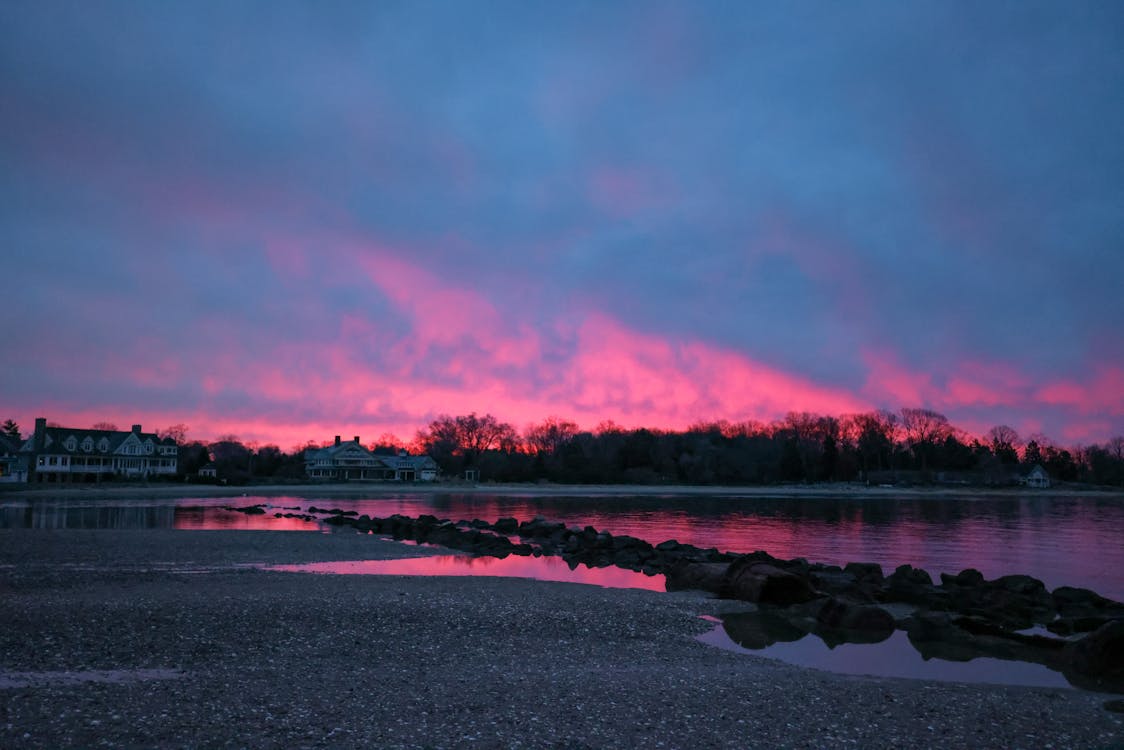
[1035,367,1124,415]
[11,240,1122,448]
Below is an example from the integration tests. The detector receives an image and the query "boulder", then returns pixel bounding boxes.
[725,559,817,606]
[493,517,519,534]
[843,562,884,585]
[940,568,984,588]
[885,564,946,607]
[664,561,728,594]
[1066,620,1124,684]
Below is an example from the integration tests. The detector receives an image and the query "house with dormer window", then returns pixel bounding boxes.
[21,418,178,483]
[304,435,437,482]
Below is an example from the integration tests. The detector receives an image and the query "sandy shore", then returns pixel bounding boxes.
[1,528,1121,749]
[4,480,1123,501]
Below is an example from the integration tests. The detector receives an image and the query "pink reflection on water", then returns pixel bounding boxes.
[174,507,321,532]
[266,554,666,591]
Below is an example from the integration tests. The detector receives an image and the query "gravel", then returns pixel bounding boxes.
[1,528,1121,749]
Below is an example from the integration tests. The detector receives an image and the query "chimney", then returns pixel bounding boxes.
[354,436,360,444]
[132,424,142,434]
[34,417,46,451]
[334,435,341,446]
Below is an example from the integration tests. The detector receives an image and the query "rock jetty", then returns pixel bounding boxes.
[227,503,1124,693]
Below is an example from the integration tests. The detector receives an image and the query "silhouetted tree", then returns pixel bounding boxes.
[845,411,897,474]
[987,425,1020,465]
[900,408,952,472]
[1,419,19,440]
[158,423,189,444]
[524,417,579,456]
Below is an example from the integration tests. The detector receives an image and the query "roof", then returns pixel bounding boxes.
[23,425,177,456]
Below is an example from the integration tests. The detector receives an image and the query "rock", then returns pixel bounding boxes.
[725,559,817,606]
[1066,620,1124,684]
[889,564,933,586]
[1047,615,1111,636]
[993,574,1047,596]
[843,562,884,585]
[940,568,984,587]
[809,570,877,604]
[664,562,728,593]
[231,505,266,515]
[884,565,945,607]
[493,517,519,534]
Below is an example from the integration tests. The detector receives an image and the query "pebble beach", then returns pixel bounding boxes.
[2,528,1122,749]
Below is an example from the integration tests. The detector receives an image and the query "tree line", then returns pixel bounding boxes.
[411,409,1124,487]
[3,412,1123,487]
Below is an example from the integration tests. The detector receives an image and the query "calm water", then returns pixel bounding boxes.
[5,490,1123,691]
[3,491,1122,600]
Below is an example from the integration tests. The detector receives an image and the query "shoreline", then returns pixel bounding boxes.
[4,480,1124,501]
[1,528,1121,748]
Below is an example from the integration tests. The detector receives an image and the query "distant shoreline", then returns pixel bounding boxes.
[2,480,1122,501]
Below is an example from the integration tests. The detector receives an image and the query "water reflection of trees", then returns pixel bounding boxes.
[1,502,176,530]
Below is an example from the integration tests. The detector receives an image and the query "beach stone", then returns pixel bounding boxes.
[725,559,817,606]
[493,517,519,534]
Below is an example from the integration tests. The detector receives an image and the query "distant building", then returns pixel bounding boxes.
[198,463,218,479]
[21,418,178,483]
[1021,464,1051,489]
[0,433,29,483]
[304,435,438,482]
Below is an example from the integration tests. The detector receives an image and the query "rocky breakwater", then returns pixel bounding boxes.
[672,554,1124,693]
[231,504,1124,693]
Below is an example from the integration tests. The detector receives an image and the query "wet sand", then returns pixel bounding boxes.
[1,528,1121,749]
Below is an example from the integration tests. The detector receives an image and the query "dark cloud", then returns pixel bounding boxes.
[2,1,1123,443]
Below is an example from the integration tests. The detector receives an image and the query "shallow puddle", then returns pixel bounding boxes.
[699,617,1073,690]
[265,553,667,591]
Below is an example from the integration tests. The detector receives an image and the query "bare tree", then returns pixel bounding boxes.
[524,416,579,455]
[92,422,119,431]
[158,423,190,444]
[986,425,1020,464]
[900,408,952,471]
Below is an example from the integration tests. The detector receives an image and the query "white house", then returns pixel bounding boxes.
[305,435,438,482]
[22,418,178,483]
[1023,464,1051,489]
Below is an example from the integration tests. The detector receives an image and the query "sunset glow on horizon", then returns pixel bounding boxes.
[3,3,1122,448]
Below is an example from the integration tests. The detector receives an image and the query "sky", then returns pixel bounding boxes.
[2,1,1123,449]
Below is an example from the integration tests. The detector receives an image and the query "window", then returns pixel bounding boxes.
[64,437,77,451]
[82,437,93,452]
[98,438,109,452]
